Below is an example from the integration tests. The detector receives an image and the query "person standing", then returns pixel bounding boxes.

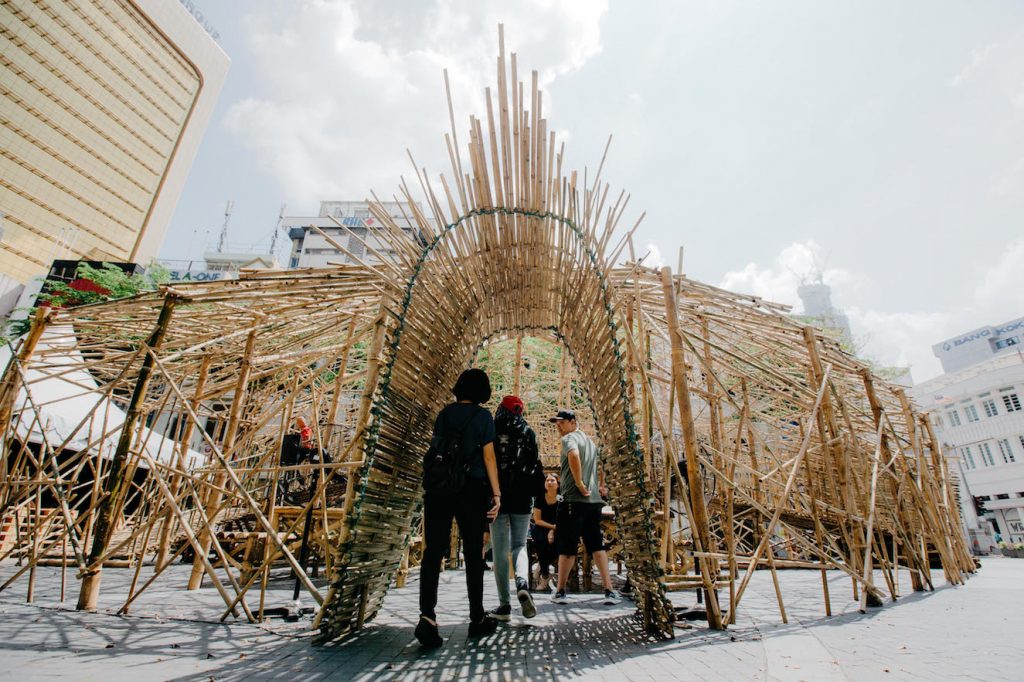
[415,369,502,648]
[549,410,620,605]
[488,395,542,621]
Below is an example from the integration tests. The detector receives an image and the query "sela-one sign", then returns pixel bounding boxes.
[167,270,225,282]
[941,318,1024,352]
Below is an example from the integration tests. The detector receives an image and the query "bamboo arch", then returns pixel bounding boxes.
[0,26,974,649]
[313,206,674,642]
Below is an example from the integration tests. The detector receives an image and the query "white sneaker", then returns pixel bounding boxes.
[602,589,621,605]
[552,589,569,604]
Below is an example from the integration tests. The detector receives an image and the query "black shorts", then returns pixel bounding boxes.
[556,501,605,556]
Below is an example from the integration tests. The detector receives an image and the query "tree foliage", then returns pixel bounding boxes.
[4,262,170,340]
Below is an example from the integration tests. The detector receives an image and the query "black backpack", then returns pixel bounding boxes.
[422,409,476,495]
[496,420,540,493]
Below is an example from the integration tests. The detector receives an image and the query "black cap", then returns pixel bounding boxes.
[548,409,576,423]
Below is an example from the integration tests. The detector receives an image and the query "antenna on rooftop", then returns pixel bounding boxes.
[217,200,234,253]
[269,204,286,256]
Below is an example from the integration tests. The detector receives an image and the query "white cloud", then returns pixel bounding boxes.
[718,238,1024,384]
[643,242,664,269]
[224,0,608,207]
[949,43,996,87]
[845,307,950,380]
[718,240,855,309]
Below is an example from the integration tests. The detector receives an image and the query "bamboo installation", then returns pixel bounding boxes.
[0,27,973,644]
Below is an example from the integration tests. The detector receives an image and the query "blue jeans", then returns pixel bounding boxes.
[489,512,531,606]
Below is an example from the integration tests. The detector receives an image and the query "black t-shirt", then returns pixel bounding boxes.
[433,402,495,481]
[533,494,559,532]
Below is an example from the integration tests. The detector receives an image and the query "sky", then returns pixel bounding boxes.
[164,0,1024,383]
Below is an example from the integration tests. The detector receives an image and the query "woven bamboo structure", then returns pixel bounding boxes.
[0,28,973,644]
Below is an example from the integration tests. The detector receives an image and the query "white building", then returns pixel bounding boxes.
[931,315,1024,373]
[912,320,1024,553]
[157,251,277,284]
[284,201,422,269]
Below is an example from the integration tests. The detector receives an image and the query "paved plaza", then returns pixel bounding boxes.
[0,556,1021,680]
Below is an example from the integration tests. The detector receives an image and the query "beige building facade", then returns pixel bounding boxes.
[0,0,228,316]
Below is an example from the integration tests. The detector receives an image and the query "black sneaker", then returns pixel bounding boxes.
[552,589,569,604]
[603,589,621,605]
[468,615,499,637]
[517,579,537,618]
[414,616,443,648]
[488,603,512,622]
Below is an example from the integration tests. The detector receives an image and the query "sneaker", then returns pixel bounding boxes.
[552,589,569,604]
[414,616,443,648]
[603,589,621,605]
[468,615,499,637]
[488,603,512,622]
[517,579,537,619]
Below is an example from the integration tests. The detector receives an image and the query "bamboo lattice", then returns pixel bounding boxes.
[0,27,973,645]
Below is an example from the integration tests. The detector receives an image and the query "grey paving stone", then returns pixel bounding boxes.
[0,557,1022,680]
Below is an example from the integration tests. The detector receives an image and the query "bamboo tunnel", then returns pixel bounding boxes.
[0,27,972,645]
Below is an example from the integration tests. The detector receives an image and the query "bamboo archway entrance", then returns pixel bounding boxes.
[0,26,974,648]
[313,205,674,641]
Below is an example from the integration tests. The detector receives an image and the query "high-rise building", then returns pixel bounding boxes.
[796,280,853,347]
[912,314,1024,553]
[0,0,229,316]
[284,200,422,269]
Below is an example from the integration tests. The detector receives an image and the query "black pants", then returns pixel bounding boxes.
[531,529,558,577]
[419,480,489,622]
[556,501,606,556]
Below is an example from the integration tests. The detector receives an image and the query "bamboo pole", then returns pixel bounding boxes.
[660,266,723,630]
[77,296,177,611]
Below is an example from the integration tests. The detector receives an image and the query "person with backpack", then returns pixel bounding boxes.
[416,368,503,648]
[487,395,542,622]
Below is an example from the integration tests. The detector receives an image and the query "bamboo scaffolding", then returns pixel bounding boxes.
[0,27,972,648]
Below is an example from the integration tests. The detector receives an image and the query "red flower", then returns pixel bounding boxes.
[68,278,111,296]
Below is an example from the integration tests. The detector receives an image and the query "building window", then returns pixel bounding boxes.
[1003,393,1022,413]
[964,404,980,422]
[982,399,999,418]
[933,414,944,429]
[979,442,995,467]
[963,446,976,469]
[1019,435,1024,454]
[948,410,961,427]
[998,439,1016,464]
